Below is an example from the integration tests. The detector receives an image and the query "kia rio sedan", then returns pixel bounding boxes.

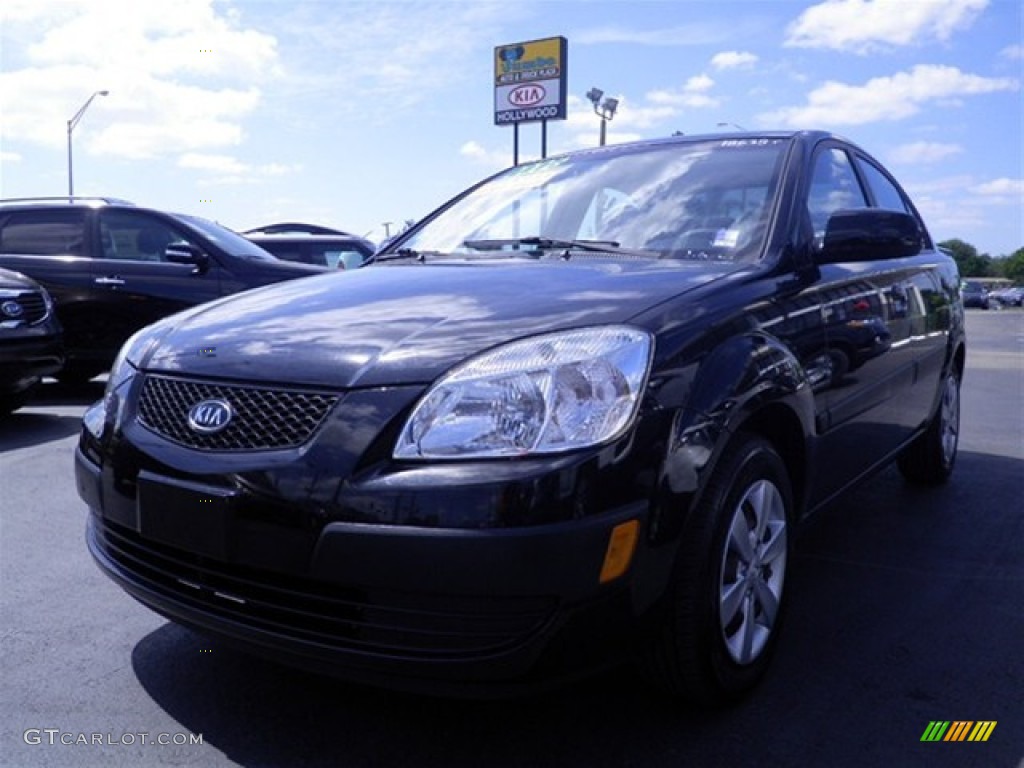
[76,131,964,704]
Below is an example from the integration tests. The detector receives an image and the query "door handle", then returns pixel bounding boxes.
[94,276,126,286]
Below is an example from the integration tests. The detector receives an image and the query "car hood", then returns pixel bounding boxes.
[0,267,41,291]
[141,259,742,388]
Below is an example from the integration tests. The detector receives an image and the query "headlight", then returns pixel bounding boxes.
[394,326,653,459]
[84,325,164,440]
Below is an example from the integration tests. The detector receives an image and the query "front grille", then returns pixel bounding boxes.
[94,518,556,658]
[137,375,338,451]
[0,289,48,324]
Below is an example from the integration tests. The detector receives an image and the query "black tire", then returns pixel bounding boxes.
[641,434,793,705]
[827,347,850,386]
[898,368,960,485]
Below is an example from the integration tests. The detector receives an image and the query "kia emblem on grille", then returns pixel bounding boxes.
[1,300,24,318]
[187,399,234,434]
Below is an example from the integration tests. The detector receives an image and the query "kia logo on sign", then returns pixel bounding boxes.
[187,399,234,434]
[509,84,546,107]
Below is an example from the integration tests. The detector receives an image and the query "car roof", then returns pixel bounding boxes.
[242,222,359,237]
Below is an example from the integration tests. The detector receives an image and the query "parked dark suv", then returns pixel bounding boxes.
[242,223,375,270]
[0,198,324,383]
[0,267,63,415]
[77,131,965,704]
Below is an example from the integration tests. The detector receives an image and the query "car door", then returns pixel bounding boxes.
[804,145,925,496]
[852,152,952,427]
[88,208,225,356]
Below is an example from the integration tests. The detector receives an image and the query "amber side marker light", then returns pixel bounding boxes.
[600,520,640,584]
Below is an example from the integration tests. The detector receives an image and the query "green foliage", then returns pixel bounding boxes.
[939,238,993,277]
[1001,247,1024,284]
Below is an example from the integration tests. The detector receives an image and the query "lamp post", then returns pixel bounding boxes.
[586,87,619,147]
[67,90,109,199]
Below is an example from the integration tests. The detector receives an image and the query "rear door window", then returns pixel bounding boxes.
[0,209,89,255]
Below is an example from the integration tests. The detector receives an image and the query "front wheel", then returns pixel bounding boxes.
[641,434,793,705]
[897,368,961,485]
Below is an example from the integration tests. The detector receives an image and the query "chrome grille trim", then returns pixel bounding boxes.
[0,289,49,324]
[137,375,338,451]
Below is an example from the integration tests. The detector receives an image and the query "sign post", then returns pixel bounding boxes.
[494,36,568,164]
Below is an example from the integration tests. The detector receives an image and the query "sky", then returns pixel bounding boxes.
[0,0,1021,255]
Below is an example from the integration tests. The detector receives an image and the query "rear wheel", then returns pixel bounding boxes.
[898,368,960,485]
[642,435,793,705]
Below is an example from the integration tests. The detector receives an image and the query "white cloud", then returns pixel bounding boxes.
[273,2,515,110]
[1001,44,1024,60]
[0,0,277,158]
[710,51,759,70]
[969,178,1024,197]
[574,23,740,46]
[647,74,720,109]
[459,141,510,170]
[888,141,963,164]
[179,154,249,174]
[759,65,1018,127]
[786,0,989,54]
[0,151,21,164]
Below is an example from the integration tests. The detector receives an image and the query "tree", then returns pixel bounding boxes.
[938,238,992,277]
[1002,247,1024,284]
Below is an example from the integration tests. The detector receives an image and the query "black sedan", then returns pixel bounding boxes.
[76,130,965,704]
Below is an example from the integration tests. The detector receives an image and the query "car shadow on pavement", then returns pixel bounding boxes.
[127,449,1024,767]
[0,380,103,451]
[0,409,85,451]
[32,377,106,406]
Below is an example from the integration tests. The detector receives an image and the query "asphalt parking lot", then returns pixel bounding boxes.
[1,310,1021,768]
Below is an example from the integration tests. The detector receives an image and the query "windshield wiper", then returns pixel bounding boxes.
[461,237,656,258]
[372,248,440,263]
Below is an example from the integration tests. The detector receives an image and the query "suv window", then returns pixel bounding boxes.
[808,148,868,237]
[857,158,910,213]
[98,210,197,262]
[0,209,88,255]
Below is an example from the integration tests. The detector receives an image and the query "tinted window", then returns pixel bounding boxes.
[98,210,198,262]
[178,214,277,261]
[0,209,88,255]
[807,148,868,236]
[858,159,909,213]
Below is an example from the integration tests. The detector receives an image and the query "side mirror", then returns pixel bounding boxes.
[165,242,210,272]
[817,209,923,263]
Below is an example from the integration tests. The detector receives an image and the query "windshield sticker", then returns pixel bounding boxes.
[718,138,785,148]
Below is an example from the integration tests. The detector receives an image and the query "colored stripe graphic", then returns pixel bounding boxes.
[921,721,996,742]
[945,721,973,741]
[968,722,997,742]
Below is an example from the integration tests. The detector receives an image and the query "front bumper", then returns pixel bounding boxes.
[0,334,63,393]
[76,436,671,695]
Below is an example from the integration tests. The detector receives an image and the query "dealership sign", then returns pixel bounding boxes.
[494,36,567,125]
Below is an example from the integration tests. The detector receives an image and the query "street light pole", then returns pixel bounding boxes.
[67,90,109,199]
[586,87,619,147]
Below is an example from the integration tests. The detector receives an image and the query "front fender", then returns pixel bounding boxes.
[652,332,814,541]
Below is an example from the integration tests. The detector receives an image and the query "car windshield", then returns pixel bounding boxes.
[178,214,279,261]
[398,138,789,262]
